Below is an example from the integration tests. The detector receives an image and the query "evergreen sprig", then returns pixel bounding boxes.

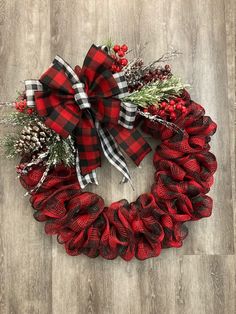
[0,134,19,158]
[47,135,75,167]
[124,76,189,107]
[1,129,75,166]
[0,111,39,126]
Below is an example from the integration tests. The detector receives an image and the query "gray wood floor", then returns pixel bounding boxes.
[0,1,235,313]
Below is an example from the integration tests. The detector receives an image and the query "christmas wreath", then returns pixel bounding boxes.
[0,42,217,260]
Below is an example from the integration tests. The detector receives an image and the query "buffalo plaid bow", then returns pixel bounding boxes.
[25,45,151,187]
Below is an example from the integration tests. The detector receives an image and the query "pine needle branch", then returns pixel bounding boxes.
[0,134,20,158]
[123,76,189,107]
[47,135,76,167]
[0,111,40,126]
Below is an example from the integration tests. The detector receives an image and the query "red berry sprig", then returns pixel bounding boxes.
[15,99,26,112]
[16,163,28,175]
[14,99,34,115]
[111,44,129,73]
[146,97,187,121]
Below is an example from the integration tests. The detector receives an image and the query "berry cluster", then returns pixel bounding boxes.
[16,163,29,175]
[111,44,128,73]
[125,62,172,92]
[15,99,33,115]
[145,97,187,121]
[142,64,172,84]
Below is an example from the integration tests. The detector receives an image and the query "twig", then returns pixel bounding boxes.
[143,49,182,71]
[137,109,183,133]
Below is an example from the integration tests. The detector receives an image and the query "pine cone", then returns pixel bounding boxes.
[124,59,144,91]
[14,119,53,155]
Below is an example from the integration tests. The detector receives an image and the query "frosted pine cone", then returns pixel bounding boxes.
[14,119,53,155]
[124,59,144,91]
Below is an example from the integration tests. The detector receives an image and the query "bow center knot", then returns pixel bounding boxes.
[72,82,91,110]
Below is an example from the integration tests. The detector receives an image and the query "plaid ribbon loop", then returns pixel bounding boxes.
[24,44,151,188]
[72,82,91,110]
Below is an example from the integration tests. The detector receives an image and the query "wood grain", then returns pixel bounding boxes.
[0,0,235,313]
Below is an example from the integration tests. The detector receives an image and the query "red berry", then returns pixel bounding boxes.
[111,64,117,72]
[27,108,33,115]
[179,99,186,106]
[143,108,148,113]
[116,66,121,72]
[113,45,120,52]
[169,99,175,106]
[118,50,125,57]
[181,107,187,113]
[120,58,128,66]
[153,109,160,115]
[168,106,175,112]
[158,110,165,117]
[176,103,183,110]
[17,100,26,111]
[148,105,156,114]
[170,112,177,120]
[121,44,128,52]
[161,101,167,108]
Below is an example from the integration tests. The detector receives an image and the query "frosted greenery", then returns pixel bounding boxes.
[123,76,189,108]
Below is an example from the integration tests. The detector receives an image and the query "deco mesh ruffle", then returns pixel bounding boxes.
[19,92,217,260]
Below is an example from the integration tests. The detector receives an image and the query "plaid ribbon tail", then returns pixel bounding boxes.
[76,150,98,188]
[95,121,133,188]
[75,111,101,175]
[109,125,152,166]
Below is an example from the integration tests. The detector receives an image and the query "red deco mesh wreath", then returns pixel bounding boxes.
[20,90,217,261]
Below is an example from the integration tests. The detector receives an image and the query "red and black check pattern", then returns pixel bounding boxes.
[109,124,152,166]
[30,45,151,179]
[20,93,217,260]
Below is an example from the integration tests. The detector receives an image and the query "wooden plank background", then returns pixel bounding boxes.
[0,0,235,313]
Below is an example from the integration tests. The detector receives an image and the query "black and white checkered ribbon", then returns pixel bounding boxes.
[95,121,133,187]
[25,55,137,189]
[112,72,138,129]
[25,80,43,108]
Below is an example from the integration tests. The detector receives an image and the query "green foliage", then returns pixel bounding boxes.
[124,76,189,108]
[0,134,19,158]
[1,132,76,166]
[47,135,75,167]
[0,111,39,126]
[105,38,114,49]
